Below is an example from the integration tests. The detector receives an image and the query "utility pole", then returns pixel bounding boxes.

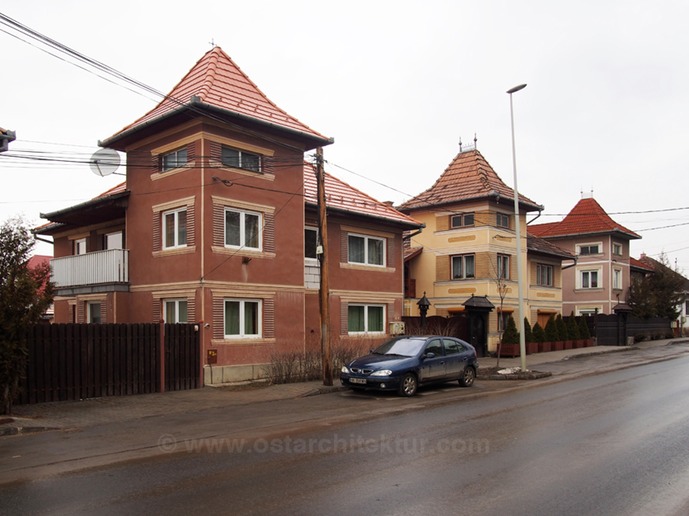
[316,147,332,385]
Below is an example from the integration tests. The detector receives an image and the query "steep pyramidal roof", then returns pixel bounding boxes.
[529,197,640,239]
[102,46,331,148]
[397,149,541,212]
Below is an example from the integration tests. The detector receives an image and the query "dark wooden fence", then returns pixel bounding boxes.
[18,323,200,404]
[590,315,672,346]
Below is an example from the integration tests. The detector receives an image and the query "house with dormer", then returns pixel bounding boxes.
[398,147,573,355]
[529,195,641,316]
[36,47,421,384]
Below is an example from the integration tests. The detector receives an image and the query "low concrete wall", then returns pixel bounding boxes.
[203,363,269,385]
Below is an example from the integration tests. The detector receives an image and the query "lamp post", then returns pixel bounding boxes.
[507,83,528,371]
[417,292,431,332]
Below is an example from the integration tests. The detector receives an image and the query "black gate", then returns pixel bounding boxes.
[164,323,200,391]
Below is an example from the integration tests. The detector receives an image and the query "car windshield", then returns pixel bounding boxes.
[373,338,425,357]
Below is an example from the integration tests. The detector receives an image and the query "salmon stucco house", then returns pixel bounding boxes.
[37,47,422,384]
[529,195,641,316]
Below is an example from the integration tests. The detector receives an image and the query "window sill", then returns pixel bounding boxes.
[211,246,276,259]
[211,337,275,346]
[341,263,394,273]
[154,245,196,257]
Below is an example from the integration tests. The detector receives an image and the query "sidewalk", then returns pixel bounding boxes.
[2,338,688,436]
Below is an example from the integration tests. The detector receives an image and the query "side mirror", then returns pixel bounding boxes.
[424,352,436,359]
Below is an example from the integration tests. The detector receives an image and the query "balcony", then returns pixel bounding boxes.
[51,249,129,295]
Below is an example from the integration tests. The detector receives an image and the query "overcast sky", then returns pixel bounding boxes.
[2,1,688,271]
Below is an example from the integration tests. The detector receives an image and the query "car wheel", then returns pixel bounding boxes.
[398,373,418,397]
[459,366,475,387]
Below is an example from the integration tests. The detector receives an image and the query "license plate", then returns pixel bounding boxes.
[349,378,367,385]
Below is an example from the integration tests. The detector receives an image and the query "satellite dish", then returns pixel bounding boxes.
[90,148,121,177]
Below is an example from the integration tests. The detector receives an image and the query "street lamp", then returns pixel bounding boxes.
[417,292,431,331]
[507,83,528,371]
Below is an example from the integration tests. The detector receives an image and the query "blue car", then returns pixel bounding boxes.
[340,335,479,397]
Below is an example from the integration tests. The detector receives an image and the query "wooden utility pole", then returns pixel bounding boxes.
[316,147,333,385]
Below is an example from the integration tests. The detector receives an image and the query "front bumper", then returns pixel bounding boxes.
[339,374,402,391]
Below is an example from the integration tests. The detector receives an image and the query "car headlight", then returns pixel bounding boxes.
[370,369,392,377]
[341,366,350,373]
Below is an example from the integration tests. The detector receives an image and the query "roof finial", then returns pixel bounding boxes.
[209,38,216,48]
[458,137,462,153]
[474,133,478,148]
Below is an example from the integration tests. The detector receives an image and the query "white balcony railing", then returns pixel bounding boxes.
[51,249,129,288]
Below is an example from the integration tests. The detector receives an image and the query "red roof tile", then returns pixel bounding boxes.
[103,47,331,147]
[304,163,422,229]
[529,197,640,239]
[398,149,541,212]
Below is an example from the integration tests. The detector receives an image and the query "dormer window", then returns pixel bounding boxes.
[161,148,188,172]
[221,146,261,172]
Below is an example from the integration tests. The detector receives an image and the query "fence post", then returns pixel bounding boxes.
[159,320,166,393]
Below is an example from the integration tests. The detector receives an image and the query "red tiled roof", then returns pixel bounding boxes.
[303,163,422,229]
[103,46,331,147]
[397,149,541,212]
[630,256,654,272]
[529,197,640,239]
[526,234,574,260]
[28,255,52,269]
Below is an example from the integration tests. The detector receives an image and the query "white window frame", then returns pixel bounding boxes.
[537,263,554,287]
[348,233,386,267]
[104,231,123,250]
[224,208,262,251]
[347,304,385,335]
[497,254,510,280]
[613,268,622,290]
[224,299,262,338]
[577,242,602,255]
[164,299,188,323]
[305,226,319,263]
[87,302,102,324]
[162,208,187,249]
[452,254,475,280]
[612,242,623,256]
[450,212,475,228]
[74,238,87,255]
[161,147,188,172]
[579,268,601,289]
[221,146,262,173]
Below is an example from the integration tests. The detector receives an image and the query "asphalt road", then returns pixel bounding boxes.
[2,354,689,515]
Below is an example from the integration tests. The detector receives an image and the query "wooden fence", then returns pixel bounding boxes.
[18,323,200,404]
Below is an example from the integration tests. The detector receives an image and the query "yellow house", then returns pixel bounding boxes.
[399,147,572,355]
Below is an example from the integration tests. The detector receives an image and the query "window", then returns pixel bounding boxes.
[578,244,601,255]
[164,299,188,323]
[163,208,187,249]
[221,146,261,172]
[348,304,385,334]
[450,213,474,228]
[225,208,261,250]
[88,302,101,324]
[452,254,475,279]
[443,338,462,355]
[613,268,622,290]
[348,234,385,266]
[224,299,261,338]
[537,263,554,287]
[496,212,510,228]
[104,231,123,250]
[161,148,188,172]
[74,238,87,255]
[612,243,623,256]
[305,227,318,260]
[497,254,510,280]
[581,270,599,289]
